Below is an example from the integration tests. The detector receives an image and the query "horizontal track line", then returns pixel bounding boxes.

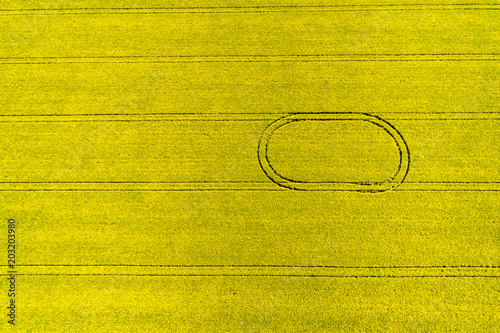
[0,189,498,192]
[1,4,500,15]
[0,119,499,122]
[2,60,500,65]
[2,53,500,59]
[0,118,276,123]
[2,4,500,10]
[4,273,499,278]
[0,189,287,191]
[0,112,498,117]
[0,113,286,116]
[0,182,497,184]
[0,181,271,184]
[1,54,500,64]
[4,264,498,268]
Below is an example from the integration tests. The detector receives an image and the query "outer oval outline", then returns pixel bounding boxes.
[257,113,410,192]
